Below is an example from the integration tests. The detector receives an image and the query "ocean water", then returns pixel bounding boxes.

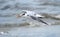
[0,0,60,37]
[0,25,60,37]
[0,0,60,25]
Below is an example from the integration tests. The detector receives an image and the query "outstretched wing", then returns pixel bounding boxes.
[30,16,48,25]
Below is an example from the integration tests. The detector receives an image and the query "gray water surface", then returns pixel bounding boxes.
[0,0,60,24]
[0,0,60,37]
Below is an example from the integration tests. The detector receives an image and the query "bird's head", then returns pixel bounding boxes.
[16,11,27,18]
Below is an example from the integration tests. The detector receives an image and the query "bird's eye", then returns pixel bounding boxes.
[22,13,25,15]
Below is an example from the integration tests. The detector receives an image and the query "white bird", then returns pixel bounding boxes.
[16,10,48,25]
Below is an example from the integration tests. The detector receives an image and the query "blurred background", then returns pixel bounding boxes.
[0,0,60,37]
[0,0,60,27]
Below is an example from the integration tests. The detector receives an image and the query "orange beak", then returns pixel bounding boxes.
[16,14,23,18]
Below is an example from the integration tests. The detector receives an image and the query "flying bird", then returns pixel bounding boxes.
[16,10,48,25]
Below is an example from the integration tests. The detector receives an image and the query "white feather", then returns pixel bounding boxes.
[22,10,44,18]
[35,14,44,17]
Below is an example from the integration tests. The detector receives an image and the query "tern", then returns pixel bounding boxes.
[16,10,48,25]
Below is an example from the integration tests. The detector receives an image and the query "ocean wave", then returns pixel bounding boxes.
[0,14,16,17]
[35,0,60,6]
[0,0,60,11]
[0,5,11,10]
[41,13,60,20]
[0,22,30,28]
[39,2,60,6]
